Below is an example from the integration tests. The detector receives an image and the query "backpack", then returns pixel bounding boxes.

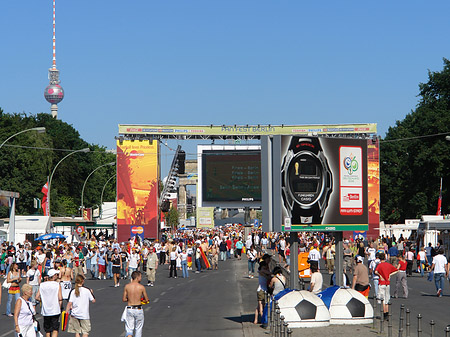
[19,250,25,262]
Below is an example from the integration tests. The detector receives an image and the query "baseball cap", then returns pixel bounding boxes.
[356,255,364,263]
[47,269,60,277]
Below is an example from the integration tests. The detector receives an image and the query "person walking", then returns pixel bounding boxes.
[65,274,96,337]
[13,284,36,337]
[394,254,408,299]
[417,247,426,277]
[405,248,414,277]
[36,269,63,337]
[247,245,258,279]
[430,246,448,297]
[352,255,370,298]
[111,249,122,288]
[122,271,149,337]
[146,248,158,286]
[26,260,41,305]
[375,253,398,319]
[6,262,22,317]
[169,246,178,278]
[180,249,189,278]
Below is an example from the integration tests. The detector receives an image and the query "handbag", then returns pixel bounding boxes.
[2,279,11,289]
[25,300,40,332]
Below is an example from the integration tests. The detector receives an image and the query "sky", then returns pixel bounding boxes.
[1,1,450,163]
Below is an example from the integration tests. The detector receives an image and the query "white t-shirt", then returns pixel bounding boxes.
[40,281,61,316]
[418,251,426,261]
[180,252,188,261]
[433,254,448,274]
[279,239,286,250]
[367,247,376,260]
[129,254,139,268]
[308,249,321,261]
[310,272,323,294]
[68,287,95,320]
[27,268,41,286]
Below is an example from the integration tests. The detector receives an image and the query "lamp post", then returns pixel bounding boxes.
[100,174,116,218]
[48,147,90,215]
[81,162,116,211]
[0,127,46,150]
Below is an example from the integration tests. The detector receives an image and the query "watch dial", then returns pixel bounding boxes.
[287,153,323,206]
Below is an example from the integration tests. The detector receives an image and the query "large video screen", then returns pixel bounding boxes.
[202,150,261,202]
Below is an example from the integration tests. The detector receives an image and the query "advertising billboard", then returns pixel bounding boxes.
[197,207,215,228]
[280,136,368,232]
[116,140,159,241]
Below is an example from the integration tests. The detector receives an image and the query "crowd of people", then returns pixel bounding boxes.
[1,229,449,335]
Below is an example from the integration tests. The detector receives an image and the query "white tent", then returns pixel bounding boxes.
[2,216,51,244]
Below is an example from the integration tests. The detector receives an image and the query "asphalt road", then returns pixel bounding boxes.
[1,260,449,337]
[0,258,249,337]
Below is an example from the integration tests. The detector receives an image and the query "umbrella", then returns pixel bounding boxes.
[35,233,66,241]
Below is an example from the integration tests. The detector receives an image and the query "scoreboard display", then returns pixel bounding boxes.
[202,150,261,202]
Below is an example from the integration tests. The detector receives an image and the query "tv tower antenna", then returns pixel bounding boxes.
[44,0,64,118]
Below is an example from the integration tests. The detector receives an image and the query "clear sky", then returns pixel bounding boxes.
[1,0,450,156]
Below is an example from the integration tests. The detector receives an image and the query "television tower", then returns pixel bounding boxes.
[44,0,64,118]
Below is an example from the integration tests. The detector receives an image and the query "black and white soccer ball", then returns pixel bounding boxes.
[328,288,373,324]
[277,290,330,328]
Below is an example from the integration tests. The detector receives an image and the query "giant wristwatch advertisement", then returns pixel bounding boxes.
[280,136,369,231]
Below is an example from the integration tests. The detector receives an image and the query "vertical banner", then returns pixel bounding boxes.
[197,207,215,228]
[366,139,380,239]
[82,208,92,221]
[116,140,159,241]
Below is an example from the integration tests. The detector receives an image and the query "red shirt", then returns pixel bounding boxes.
[398,260,407,271]
[376,261,398,286]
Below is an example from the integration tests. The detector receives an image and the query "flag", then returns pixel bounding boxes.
[436,178,443,216]
[41,181,49,216]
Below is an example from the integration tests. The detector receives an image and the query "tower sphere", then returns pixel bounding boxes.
[44,84,64,104]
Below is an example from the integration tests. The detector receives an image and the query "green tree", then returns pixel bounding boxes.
[381,58,450,223]
[0,111,116,218]
[165,206,179,228]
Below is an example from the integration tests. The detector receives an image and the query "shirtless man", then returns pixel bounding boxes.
[210,244,219,270]
[59,260,73,307]
[122,271,149,337]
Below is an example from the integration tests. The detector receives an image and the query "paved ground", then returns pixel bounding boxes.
[0,258,449,337]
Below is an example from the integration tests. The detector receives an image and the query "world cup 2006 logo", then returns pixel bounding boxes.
[343,155,358,175]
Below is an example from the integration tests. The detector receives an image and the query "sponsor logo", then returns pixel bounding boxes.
[131,226,144,235]
[343,193,360,201]
[343,154,359,175]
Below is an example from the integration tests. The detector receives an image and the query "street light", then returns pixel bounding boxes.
[0,127,46,150]
[48,147,90,215]
[100,174,116,218]
[81,161,116,211]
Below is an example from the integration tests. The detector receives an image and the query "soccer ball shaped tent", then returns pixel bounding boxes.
[276,290,330,328]
[318,286,373,325]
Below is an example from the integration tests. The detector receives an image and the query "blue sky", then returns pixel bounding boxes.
[1,0,450,158]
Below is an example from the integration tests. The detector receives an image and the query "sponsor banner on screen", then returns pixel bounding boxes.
[280,136,368,231]
[116,140,159,241]
[119,123,377,136]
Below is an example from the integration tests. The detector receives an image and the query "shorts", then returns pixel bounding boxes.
[257,290,266,301]
[113,266,120,274]
[67,316,91,334]
[98,264,106,273]
[44,314,60,333]
[378,285,390,304]
[18,262,26,270]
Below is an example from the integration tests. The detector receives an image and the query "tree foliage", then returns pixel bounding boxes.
[0,111,116,218]
[381,58,450,223]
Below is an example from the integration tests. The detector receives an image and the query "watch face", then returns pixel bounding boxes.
[287,152,324,206]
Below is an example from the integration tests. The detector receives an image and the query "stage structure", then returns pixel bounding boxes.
[117,124,379,284]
